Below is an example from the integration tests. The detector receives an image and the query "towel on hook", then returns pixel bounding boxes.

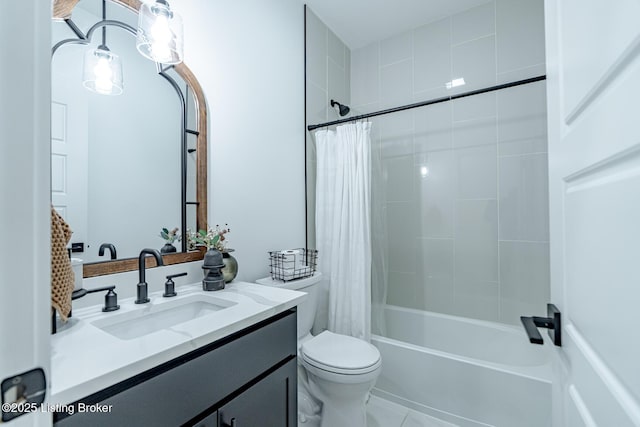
[51,206,75,322]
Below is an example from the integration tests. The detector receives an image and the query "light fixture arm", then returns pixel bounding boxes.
[101,0,106,47]
[52,20,137,56]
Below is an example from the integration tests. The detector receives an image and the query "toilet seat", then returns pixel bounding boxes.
[301,331,381,375]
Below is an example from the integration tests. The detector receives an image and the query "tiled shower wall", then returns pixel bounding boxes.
[305,0,549,326]
[350,0,549,325]
[305,7,351,250]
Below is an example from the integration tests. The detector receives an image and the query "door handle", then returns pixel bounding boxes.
[520,303,562,346]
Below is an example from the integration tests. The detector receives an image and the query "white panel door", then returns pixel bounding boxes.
[50,49,89,254]
[0,0,51,426]
[545,0,640,425]
[51,101,68,219]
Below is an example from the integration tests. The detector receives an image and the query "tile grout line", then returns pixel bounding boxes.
[449,14,458,314]
[493,0,502,323]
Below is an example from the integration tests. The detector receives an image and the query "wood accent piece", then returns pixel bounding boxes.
[83,247,206,278]
[53,0,80,20]
[175,62,208,233]
[52,1,209,278]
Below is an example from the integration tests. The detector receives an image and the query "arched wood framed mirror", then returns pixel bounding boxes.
[52,0,208,278]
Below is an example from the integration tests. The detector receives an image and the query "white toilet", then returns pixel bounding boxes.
[256,273,381,427]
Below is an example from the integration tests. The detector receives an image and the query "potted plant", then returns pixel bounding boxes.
[159,227,181,253]
[195,224,238,283]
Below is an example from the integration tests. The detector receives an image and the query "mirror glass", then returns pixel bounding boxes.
[51,0,198,263]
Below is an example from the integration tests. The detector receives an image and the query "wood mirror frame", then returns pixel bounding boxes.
[53,0,208,278]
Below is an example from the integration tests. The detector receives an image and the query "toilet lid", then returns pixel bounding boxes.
[301,331,380,372]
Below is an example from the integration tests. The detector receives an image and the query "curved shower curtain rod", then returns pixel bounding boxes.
[307,74,546,131]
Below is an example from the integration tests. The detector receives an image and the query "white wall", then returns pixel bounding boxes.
[350,0,549,325]
[172,0,307,282]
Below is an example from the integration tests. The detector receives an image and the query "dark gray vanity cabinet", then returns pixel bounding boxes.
[54,309,297,427]
[218,359,296,426]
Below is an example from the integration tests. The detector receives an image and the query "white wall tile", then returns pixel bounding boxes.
[386,271,420,309]
[496,0,545,74]
[496,63,546,85]
[419,238,455,313]
[380,59,413,108]
[452,2,495,46]
[328,58,347,117]
[414,18,452,93]
[455,199,499,282]
[499,241,550,324]
[416,150,455,238]
[379,110,414,157]
[453,117,497,150]
[453,92,496,122]
[498,153,549,241]
[455,144,497,199]
[452,35,496,92]
[305,8,327,89]
[306,81,327,126]
[415,102,453,152]
[351,43,379,106]
[345,49,351,105]
[387,202,419,273]
[380,31,413,67]
[454,280,500,321]
[384,155,414,202]
[327,29,345,68]
[497,81,547,155]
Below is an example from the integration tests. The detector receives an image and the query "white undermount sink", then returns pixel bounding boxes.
[91,294,236,340]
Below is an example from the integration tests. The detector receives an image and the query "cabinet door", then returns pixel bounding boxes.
[218,359,297,427]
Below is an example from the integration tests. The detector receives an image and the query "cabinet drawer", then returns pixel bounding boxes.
[56,310,296,427]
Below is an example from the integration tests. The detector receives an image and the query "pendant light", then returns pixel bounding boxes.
[136,0,184,64]
[82,1,123,96]
[82,46,123,95]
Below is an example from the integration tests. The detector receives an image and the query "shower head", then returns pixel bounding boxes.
[330,99,350,117]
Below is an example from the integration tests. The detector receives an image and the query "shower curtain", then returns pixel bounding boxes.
[315,122,372,341]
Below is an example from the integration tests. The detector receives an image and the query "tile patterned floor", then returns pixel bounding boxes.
[367,396,458,427]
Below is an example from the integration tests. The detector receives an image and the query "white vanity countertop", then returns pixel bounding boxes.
[50,281,306,405]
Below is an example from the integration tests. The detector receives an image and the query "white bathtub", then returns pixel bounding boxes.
[371,305,552,427]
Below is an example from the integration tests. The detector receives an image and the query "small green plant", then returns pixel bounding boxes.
[195,224,230,251]
[159,227,181,244]
[185,228,198,251]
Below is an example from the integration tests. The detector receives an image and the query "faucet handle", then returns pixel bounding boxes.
[83,285,120,312]
[163,272,187,297]
[102,289,120,312]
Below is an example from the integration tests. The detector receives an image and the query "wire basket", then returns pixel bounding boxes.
[268,248,318,282]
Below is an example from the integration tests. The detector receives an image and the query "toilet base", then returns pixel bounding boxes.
[319,397,367,427]
[297,364,321,427]
[305,371,376,427]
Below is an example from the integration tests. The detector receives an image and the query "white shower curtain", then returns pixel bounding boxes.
[315,122,372,342]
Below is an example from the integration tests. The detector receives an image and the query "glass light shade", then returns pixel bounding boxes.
[136,1,184,64]
[82,47,123,96]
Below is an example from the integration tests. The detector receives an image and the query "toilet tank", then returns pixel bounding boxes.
[256,273,322,340]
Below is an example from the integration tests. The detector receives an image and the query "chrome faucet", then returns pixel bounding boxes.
[135,248,164,304]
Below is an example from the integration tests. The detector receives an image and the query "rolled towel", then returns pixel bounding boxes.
[51,206,75,321]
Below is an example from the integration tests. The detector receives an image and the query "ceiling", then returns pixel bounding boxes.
[304,0,492,50]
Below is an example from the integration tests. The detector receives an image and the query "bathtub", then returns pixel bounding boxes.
[371,305,552,427]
